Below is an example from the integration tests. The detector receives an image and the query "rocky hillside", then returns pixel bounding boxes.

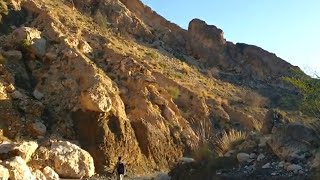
[0,0,318,179]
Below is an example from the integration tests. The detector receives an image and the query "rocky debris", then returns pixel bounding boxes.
[0,141,38,162]
[257,154,266,161]
[32,169,46,180]
[50,141,95,178]
[42,166,59,180]
[262,163,271,169]
[268,122,319,161]
[2,156,36,180]
[0,164,9,180]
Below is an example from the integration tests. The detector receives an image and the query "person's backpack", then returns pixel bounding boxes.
[117,162,125,174]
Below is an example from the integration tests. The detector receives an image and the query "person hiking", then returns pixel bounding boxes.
[112,157,125,180]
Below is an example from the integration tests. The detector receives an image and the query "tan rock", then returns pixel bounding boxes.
[3,156,36,180]
[32,169,46,180]
[80,87,112,112]
[42,166,59,180]
[14,141,38,162]
[50,141,94,178]
[0,164,9,180]
[5,84,15,93]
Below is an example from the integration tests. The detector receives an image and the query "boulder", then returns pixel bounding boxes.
[268,123,320,161]
[286,164,302,173]
[0,164,9,180]
[42,166,59,180]
[3,156,36,180]
[50,141,95,178]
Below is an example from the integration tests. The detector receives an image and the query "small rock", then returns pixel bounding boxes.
[271,172,277,176]
[249,153,257,159]
[262,163,271,169]
[237,153,250,163]
[29,122,46,137]
[42,166,59,180]
[178,157,195,164]
[298,170,304,174]
[257,154,265,161]
[286,164,302,173]
[278,161,285,167]
[0,164,10,180]
[11,90,24,100]
[33,89,44,100]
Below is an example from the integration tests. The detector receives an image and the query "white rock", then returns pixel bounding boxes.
[50,141,95,178]
[3,156,36,180]
[42,166,59,180]
[257,154,265,161]
[80,87,112,112]
[0,164,10,180]
[32,169,46,180]
[286,164,302,173]
[237,153,250,163]
[262,163,270,169]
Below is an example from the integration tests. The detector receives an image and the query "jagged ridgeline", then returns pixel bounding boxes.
[0,0,319,179]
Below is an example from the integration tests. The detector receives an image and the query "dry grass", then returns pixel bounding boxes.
[240,90,269,107]
[214,129,247,156]
[251,118,263,132]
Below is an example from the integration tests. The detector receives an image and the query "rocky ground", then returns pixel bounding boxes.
[0,0,320,179]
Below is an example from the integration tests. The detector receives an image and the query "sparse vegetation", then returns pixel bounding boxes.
[145,51,158,59]
[240,90,268,107]
[283,68,320,118]
[251,118,263,132]
[94,10,108,28]
[21,38,32,48]
[214,129,247,156]
[167,86,180,99]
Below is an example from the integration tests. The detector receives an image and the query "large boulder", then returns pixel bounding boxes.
[50,141,95,178]
[268,123,320,161]
[2,156,36,180]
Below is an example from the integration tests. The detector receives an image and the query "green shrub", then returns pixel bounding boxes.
[145,51,158,59]
[167,86,180,99]
[283,68,320,118]
[94,10,107,28]
[21,38,32,48]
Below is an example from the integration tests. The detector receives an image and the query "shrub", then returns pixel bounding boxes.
[240,90,268,107]
[251,118,263,132]
[167,86,180,99]
[21,38,32,48]
[214,129,247,156]
[283,68,320,118]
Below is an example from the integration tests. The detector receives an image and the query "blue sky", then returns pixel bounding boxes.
[141,0,320,75]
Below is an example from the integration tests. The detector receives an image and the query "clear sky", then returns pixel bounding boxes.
[141,0,320,75]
